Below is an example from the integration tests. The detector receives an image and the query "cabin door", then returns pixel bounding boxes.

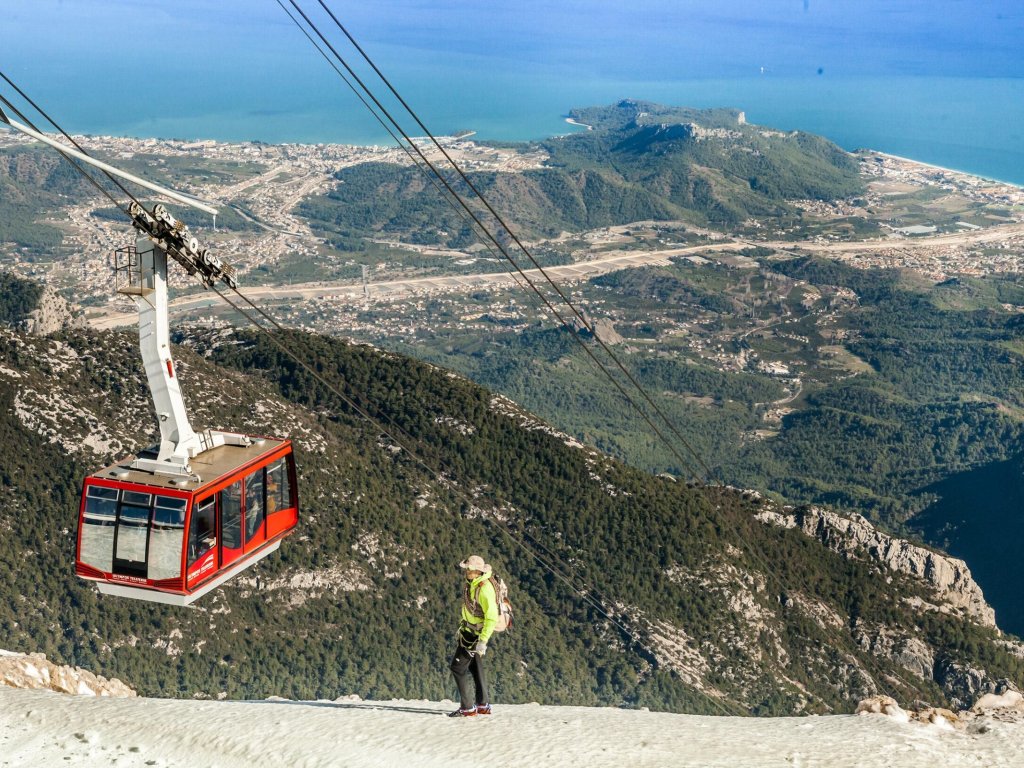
[112,490,152,579]
[220,479,244,570]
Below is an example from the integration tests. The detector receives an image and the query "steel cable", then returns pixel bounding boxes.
[283,0,710,484]
[274,5,904,708]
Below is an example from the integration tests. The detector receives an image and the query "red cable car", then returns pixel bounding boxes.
[0,107,301,605]
[76,437,298,606]
[69,203,300,605]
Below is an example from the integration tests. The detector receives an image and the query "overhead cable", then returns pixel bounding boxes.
[0,70,748,715]
[269,7,908,707]
[282,0,712,483]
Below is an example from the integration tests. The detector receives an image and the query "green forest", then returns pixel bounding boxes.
[404,256,1024,524]
[0,312,1019,715]
[0,145,100,254]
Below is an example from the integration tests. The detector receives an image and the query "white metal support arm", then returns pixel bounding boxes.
[128,237,249,480]
[0,104,248,479]
[0,107,218,215]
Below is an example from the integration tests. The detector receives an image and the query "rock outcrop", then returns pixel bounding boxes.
[934,660,1022,711]
[0,649,135,697]
[856,694,909,722]
[571,312,623,345]
[973,688,1024,714]
[757,506,995,627]
[21,284,87,336]
[853,626,935,681]
[859,686,1024,732]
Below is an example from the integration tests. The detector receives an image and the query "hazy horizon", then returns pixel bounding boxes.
[1,1,1023,182]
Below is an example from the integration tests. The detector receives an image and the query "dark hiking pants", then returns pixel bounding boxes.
[450,628,488,710]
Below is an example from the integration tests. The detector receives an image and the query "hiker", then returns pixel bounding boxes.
[448,554,499,717]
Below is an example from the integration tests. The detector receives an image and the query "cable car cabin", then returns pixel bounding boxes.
[76,438,298,606]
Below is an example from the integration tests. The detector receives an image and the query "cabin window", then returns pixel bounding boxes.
[115,494,151,565]
[221,481,242,550]
[188,497,217,567]
[148,496,187,580]
[266,459,291,514]
[244,468,265,544]
[80,486,118,572]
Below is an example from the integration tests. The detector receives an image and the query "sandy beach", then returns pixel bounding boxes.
[874,151,1024,190]
[564,117,593,130]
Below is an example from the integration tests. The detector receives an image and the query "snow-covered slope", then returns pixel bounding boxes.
[2,686,1024,768]
[2,648,1023,766]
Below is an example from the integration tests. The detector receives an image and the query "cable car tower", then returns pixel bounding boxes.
[0,106,299,605]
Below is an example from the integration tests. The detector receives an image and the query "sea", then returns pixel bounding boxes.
[2,0,1023,185]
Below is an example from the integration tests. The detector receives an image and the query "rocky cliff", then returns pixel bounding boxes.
[0,271,85,336]
[757,505,995,628]
[21,284,86,336]
[0,649,135,697]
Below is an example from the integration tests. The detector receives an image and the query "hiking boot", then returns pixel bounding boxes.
[476,703,492,715]
[448,707,477,718]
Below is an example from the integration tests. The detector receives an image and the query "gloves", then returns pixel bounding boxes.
[474,641,488,656]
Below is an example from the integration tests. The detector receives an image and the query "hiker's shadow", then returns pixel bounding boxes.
[251,699,450,717]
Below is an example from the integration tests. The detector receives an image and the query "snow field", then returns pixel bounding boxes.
[2,687,1023,768]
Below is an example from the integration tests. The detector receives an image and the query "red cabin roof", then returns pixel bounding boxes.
[88,437,292,493]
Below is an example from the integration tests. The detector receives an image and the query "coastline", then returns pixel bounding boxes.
[871,151,1024,191]
[3,124,1020,195]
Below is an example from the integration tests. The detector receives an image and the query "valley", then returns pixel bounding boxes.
[1,102,1024,707]
[4,104,1024,628]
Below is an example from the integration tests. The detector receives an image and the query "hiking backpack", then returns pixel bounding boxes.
[489,573,514,633]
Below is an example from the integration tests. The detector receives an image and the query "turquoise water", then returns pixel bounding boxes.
[2,1,1023,184]
[61,74,1024,187]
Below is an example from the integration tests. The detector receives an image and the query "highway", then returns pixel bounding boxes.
[87,221,1024,330]
[87,242,750,329]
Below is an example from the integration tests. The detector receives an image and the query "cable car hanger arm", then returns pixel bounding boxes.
[0,106,218,216]
[0,103,235,291]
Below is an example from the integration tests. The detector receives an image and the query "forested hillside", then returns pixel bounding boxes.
[0,145,99,253]
[738,258,1024,512]
[298,100,863,248]
[0,320,1020,715]
[0,271,43,325]
[405,257,1024,521]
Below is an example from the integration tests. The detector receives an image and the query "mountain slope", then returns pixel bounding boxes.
[0,145,101,253]
[298,100,863,247]
[0,321,1020,714]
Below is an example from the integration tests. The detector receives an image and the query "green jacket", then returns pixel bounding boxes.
[461,570,499,643]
